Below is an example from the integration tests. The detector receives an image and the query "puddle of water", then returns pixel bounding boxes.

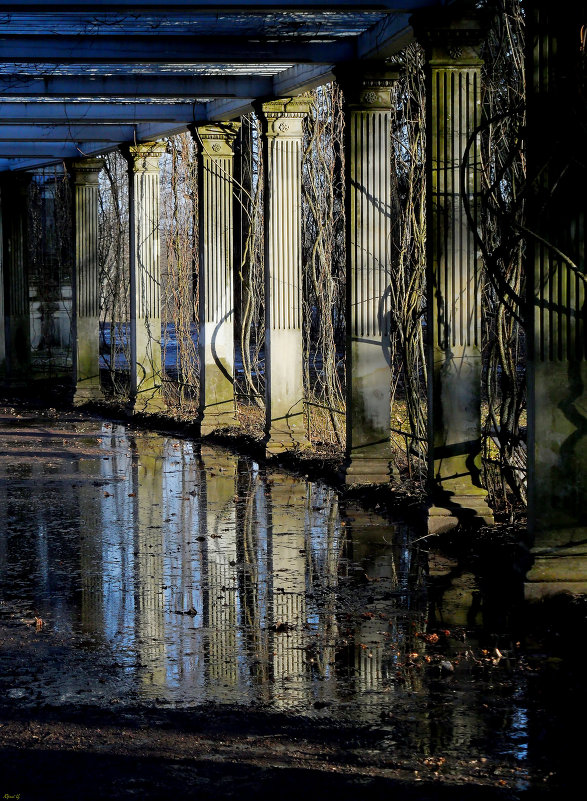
[0,411,582,792]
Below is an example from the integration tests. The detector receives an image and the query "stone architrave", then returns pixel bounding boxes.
[338,66,399,485]
[195,124,240,434]
[70,158,104,404]
[413,11,493,529]
[259,98,311,454]
[524,1,587,598]
[1,173,31,383]
[125,143,166,413]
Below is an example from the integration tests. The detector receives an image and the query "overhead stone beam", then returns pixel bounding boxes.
[0,101,205,123]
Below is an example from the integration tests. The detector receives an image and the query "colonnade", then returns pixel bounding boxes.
[0,4,585,597]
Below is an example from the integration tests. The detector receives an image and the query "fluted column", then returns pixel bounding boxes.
[125,142,166,413]
[413,11,493,527]
[70,158,104,404]
[1,173,31,383]
[260,99,311,454]
[525,1,587,598]
[0,185,5,374]
[196,124,240,434]
[339,67,398,485]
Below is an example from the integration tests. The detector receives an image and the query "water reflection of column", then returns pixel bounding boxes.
[236,458,270,690]
[268,475,308,708]
[79,456,104,638]
[344,509,414,712]
[132,434,166,688]
[200,445,239,698]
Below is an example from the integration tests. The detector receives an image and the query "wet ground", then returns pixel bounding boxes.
[0,405,585,799]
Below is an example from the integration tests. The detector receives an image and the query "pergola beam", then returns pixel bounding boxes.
[0,1,426,9]
[0,36,354,64]
[0,74,274,99]
[0,101,205,123]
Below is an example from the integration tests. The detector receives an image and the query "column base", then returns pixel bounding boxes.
[525,537,587,599]
[200,411,239,436]
[343,457,396,486]
[265,426,309,456]
[72,382,103,406]
[428,490,494,534]
[127,391,167,416]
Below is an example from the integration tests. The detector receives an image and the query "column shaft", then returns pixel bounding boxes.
[126,143,166,413]
[414,12,493,526]
[1,173,31,383]
[70,158,104,404]
[340,69,397,484]
[525,1,587,598]
[196,124,239,433]
[0,185,5,373]
[260,99,310,454]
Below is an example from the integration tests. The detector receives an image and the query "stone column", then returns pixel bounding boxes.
[0,185,5,374]
[195,124,240,433]
[259,99,311,454]
[70,158,104,404]
[524,1,587,598]
[338,66,398,485]
[413,11,493,528]
[1,173,31,383]
[125,142,166,413]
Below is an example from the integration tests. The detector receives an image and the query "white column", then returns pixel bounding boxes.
[339,68,398,485]
[126,142,166,413]
[260,99,311,454]
[70,158,104,404]
[196,124,240,433]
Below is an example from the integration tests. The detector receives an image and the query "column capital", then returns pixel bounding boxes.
[69,157,104,185]
[123,141,167,172]
[410,9,486,66]
[194,122,240,157]
[258,97,312,139]
[336,63,400,109]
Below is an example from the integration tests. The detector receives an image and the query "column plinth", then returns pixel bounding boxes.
[125,143,166,414]
[260,99,311,455]
[413,12,493,527]
[195,124,240,434]
[338,67,399,485]
[70,158,104,405]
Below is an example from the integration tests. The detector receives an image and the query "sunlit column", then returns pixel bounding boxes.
[525,1,587,598]
[267,475,308,708]
[339,66,398,485]
[70,158,104,404]
[125,142,166,413]
[200,445,239,699]
[1,172,31,383]
[413,10,493,526]
[195,124,240,433]
[259,99,311,454]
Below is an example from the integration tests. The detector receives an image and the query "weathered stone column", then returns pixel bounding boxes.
[413,11,493,528]
[195,124,240,433]
[125,142,166,413]
[1,173,31,383]
[259,99,311,454]
[338,66,398,485]
[70,158,104,404]
[524,1,587,598]
[0,185,5,374]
